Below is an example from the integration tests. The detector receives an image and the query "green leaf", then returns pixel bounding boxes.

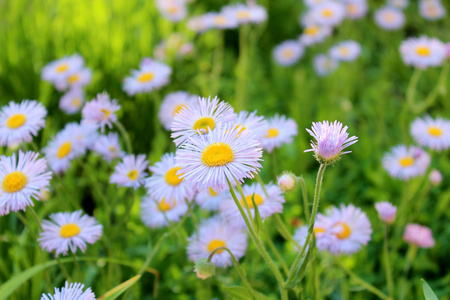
[98,274,141,300]
[421,279,439,300]
[251,193,263,234]
[284,241,313,289]
[222,286,269,300]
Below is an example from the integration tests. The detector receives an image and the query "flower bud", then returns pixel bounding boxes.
[374,201,397,224]
[429,169,442,186]
[403,223,435,248]
[277,171,298,192]
[194,258,215,280]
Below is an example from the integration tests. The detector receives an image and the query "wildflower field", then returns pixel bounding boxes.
[1,0,450,299]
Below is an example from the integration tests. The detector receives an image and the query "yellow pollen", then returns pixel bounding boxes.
[399,156,414,167]
[384,12,395,22]
[214,16,227,25]
[2,171,28,193]
[304,26,319,36]
[168,5,179,14]
[201,142,234,167]
[72,98,81,107]
[108,146,116,152]
[209,187,218,196]
[207,239,226,253]
[127,170,139,181]
[6,113,26,129]
[314,227,326,234]
[158,199,173,212]
[100,109,111,120]
[68,74,79,84]
[282,49,294,59]
[165,167,183,186]
[339,47,350,56]
[237,11,250,19]
[138,72,154,83]
[193,117,215,132]
[265,128,279,138]
[428,126,442,137]
[173,104,186,115]
[416,46,430,57]
[347,4,357,14]
[335,222,352,239]
[322,9,333,18]
[57,142,72,159]
[59,223,81,238]
[241,193,264,209]
[56,64,68,73]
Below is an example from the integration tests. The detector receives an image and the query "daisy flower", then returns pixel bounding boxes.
[145,152,194,205]
[294,225,310,250]
[41,282,96,300]
[403,223,435,248]
[187,16,211,33]
[54,67,92,91]
[159,91,197,130]
[0,100,47,146]
[140,195,188,228]
[313,54,339,76]
[65,122,99,152]
[304,0,327,7]
[171,96,236,146]
[299,10,316,27]
[93,132,125,162]
[375,202,397,224]
[38,210,103,256]
[175,124,263,192]
[260,114,298,153]
[195,187,229,211]
[123,58,172,96]
[345,0,368,19]
[388,0,409,9]
[429,169,442,185]
[187,217,248,268]
[382,145,431,180]
[314,204,372,254]
[41,54,84,85]
[305,120,358,165]
[411,116,450,151]
[156,0,187,22]
[59,89,85,115]
[81,92,120,132]
[230,110,268,142]
[0,151,52,215]
[374,6,405,30]
[400,36,447,69]
[310,1,346,27]
[221,3,268,25]
[329,40,362,62]
[273,40,304,66]
[419,0,446,21]
[110,154,148,190]
[205,12,238,30]
[220,182,285,228]
[299,25,332,47]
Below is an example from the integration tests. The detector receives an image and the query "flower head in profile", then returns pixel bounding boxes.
[313,54,339,76]
[277,171,298,193]
[123,58,172,96]
[54,67,92,92]
[0,151,52,216]
[400,36,447,69]
[175,124,262,192]
[403,223,435,248]
[195,187,229,212]
[41,281,96,300]
[314,204,372,254]
[204,12,238,30]
[429,169,442,186]
[419,0,446,21]
[187,16,211,33]
[273,41,304,66]
[382,145,430,180]
[410,116,450,151]
[156,0,187,22]
[375,202,397,224]
[221,3,267,25]
[110,154,148,189]
[310,1,346,27]
[171,96,236,146]
[260,114,298,153]
[41,54,84,86]
[0,100,47,146]
[159,91,197,130]
[140,195,188,228]
[187,217,248,268]
[299,25,332,47]
[38,210,103,256]
[374,6,405,31]
[93,132,125,162]
[59,89,85,115]
[81,92,120,132]
[329,40,362,62]
[345,0,368,19]
[305,120,358,165]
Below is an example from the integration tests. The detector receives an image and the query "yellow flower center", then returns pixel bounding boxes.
[322,9,333,18]
[265,128,279,138]
[209,187,218,196]
[68,74,79,84]
[237,10,250,19]
[72,98,81,107]
[193,117,215,132]
[127,170,139,181]
[241,193,264,208]
[59,223,81,238]
[6,113,26,129]
[158,198,173,212]
[138,72,154,83]
[100,109,111,120]
[108,146,116,152]
[334,222,351,239]
[214,16,227,25]
[168,5,179,14]
[207,239,227,253]
[304,26,319,36]
[56,63,68,73]
[57,142,72,159]
[282,49,294,59]
[173,104,186,115]
[164,167,183,186]
[339,47,350,56]
[2,171,28,193]
[416,46,430,57]
[347,4,357,14]
[384,12,395,22]
[428,126,442,137]
[399,156,414,167]
[201,142,234,167]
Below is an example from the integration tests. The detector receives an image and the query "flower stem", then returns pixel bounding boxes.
[15,212,37,240]
[57,256,72,281]
[208,246,258,300]
[340,264,389,300]
[383,225,394,300]
[28,206,42,230]
[403,244,418,276]
[233,178,257,230]
[406,68,422,109]
[299,176,310,222]
[115,120,133,154]
[262,225,290,276]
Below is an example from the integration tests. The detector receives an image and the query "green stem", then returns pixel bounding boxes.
[71,251,81,279]
[115,120,133,154]
[233,178,257,230]
[406,68,421,109]
[419,62,449,112]
[299,176,310,222]
[226,177,287,300]
[383,225,394,300]
[271,150,279,179]
[254,173,268,196]
[262,226,290,276]
[403,245,418,275]
[208,246,258,300]
[15,212,37,240]
[236,25,249,110]
[273,214,301,249]
[340,264,390,300]
[56,256,71,281]
[28,206,42,230]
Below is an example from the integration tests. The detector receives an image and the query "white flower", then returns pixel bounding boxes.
[123,58,172,96]
[400,36,447,69]
[110,154,148,189]
[140,195,188,228]
[81,92,120,132]
[329,40,361,62]
[313,54,339,76]
[273,40,304,66]
[374,6,405,30]
[59,89,85,115]
[260,114,298,153]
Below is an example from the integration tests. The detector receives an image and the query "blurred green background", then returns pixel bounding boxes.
[0,0,449,299]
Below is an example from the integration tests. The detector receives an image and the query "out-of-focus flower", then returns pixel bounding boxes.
[41,281,96,300]
[195,187,229,212]
[374,6,405,30]
[419,0,446,20]
[110,154,148,190]
[329,40,362,62]
[411,116,450,151]
[123,58,172,96]
[187,15,212,33]
[140,195,188,228]
[41,54,85,87]
[345,0,368,19]
[277,171,298,193]
[313,54,339,76]
[403,223,435,248]
[221,3,267,25]
[156,0,187,22]
[260,114,298,153]
[400,36,447,69]
[382,145,431,180]
[429,169,442,185]
[93,132,125,162]
[54,67,92,92]
[59,89,85,115]
[273,41,304,66]
[81,92,120,132]
[310,1,346,27]
[293,225,310,250]
[159,91,197,131]
[299,25,332,46]
[387,0,409,9]
[205,12,238,30]
[230,110,267,143]
[375,202,397,224]
[154,34,194,61]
